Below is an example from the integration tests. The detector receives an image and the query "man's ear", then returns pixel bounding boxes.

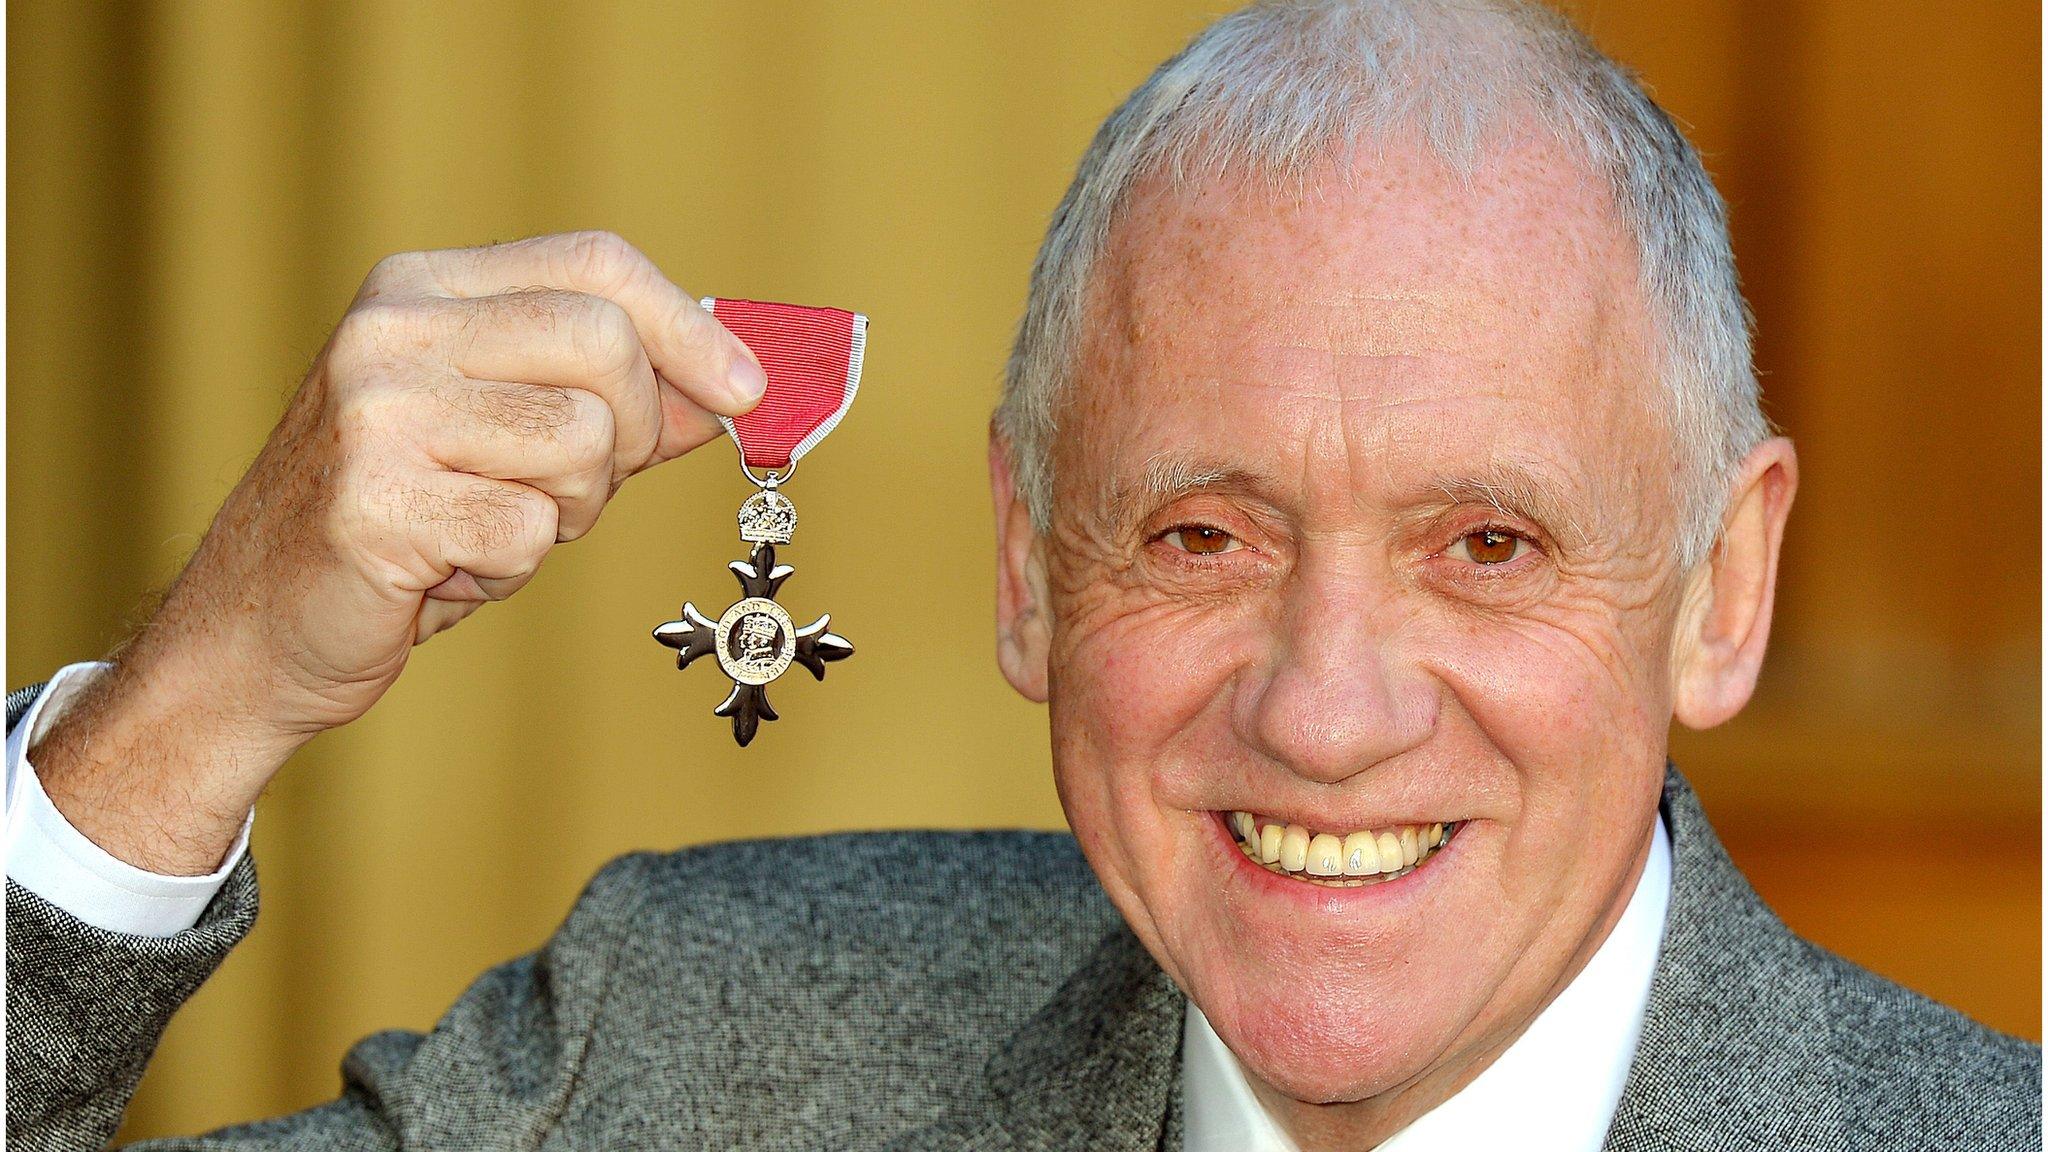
[1672,437,1799,729]
[990,431,1052,703]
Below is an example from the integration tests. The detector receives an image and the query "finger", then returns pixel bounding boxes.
[415,597,481,645]
[440,291,668,476]
[414,567,541,645]
[424,289,722,478]
[396,471,558,597]
[378,232,767,444]
[424,566,541,606]
[412,376,617,542]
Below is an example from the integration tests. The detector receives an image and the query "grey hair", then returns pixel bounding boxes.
[993,0,1770,569]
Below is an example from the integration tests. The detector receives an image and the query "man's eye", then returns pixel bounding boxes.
[1448,528,1528,565]
[1162,526,1242,555]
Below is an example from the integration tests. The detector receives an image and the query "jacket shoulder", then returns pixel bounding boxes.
[1809,942,2042,1144]
[620,827,1111,942]
[1638,772,2037,1152]
[551,831,1121,1141]
[543,828,1118,1010]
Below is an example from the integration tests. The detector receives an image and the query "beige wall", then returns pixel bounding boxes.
[7,1,2036,1139]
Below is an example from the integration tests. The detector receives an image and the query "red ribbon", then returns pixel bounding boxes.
[703,298,867,472]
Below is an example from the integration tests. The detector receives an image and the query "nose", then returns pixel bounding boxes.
[1240,561,1437,786]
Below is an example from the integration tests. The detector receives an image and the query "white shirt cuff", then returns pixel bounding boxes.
[4,661,253,936]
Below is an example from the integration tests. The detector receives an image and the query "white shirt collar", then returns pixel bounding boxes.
[1182,815,1672,1152]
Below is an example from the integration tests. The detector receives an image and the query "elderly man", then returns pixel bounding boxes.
[6,2,2037,1149]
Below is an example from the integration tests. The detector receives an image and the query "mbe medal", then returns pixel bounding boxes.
[653,299,865,746]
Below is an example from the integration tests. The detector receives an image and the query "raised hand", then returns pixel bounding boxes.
[31,232,763,874]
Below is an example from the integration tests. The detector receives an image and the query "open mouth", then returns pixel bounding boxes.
[1218,811,1460,888]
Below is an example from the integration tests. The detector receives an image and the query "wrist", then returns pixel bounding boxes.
[30,644,302,876]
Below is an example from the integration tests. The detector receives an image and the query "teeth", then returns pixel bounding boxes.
[1225,811,1457,887]
[1306,833,1343,876]
[1376,831,1402,871]
[1342,831,1381,876]
[1278,824,1310,872]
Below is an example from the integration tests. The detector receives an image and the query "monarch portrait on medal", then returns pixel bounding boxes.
[6,1,2039,1148]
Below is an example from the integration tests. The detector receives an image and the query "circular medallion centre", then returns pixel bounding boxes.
[714,597,796,685]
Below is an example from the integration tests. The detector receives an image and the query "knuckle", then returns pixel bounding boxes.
[328,300,429,366]
[558,389,617,468]
[359,250,425,298]
[557,229,647,291]
[327,383,409,452]
[665,295,716,356]
[566,296,641,375]
[329,304,389,356]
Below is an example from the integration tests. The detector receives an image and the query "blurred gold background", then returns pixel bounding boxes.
[7,0,2038,1140]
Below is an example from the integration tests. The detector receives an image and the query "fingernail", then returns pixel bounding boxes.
[730,357,768,406]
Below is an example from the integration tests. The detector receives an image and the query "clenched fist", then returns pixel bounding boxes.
[32,232,765,874]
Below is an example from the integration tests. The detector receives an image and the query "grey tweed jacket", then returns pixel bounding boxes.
[5,686,2039,1150]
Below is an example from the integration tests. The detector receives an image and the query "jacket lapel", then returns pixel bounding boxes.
[1603,769,1847,1150]
[888,924,1185,1150]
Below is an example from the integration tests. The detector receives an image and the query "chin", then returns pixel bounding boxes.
[1237,1006,1441,1103]
[1195,949,1475,1104]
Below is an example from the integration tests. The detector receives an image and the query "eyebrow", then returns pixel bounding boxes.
[1420,463,1592,547]
[1098,453,1271,532]
[1140,454,1256,498]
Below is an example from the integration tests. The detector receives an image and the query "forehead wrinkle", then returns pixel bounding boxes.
[1249,287,1483,360]
[1172,373,1507,408]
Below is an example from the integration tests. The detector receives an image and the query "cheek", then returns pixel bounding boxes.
[1425,601,1670,857]
[1434,580,1665,734]
[1045,590,1261,901]
[1052,597,1245,741]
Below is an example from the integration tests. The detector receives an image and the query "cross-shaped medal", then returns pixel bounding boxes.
[653,535,852,746]
[653,297,865,746]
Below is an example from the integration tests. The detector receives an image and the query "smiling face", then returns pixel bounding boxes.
[1015,137,1696,1125]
